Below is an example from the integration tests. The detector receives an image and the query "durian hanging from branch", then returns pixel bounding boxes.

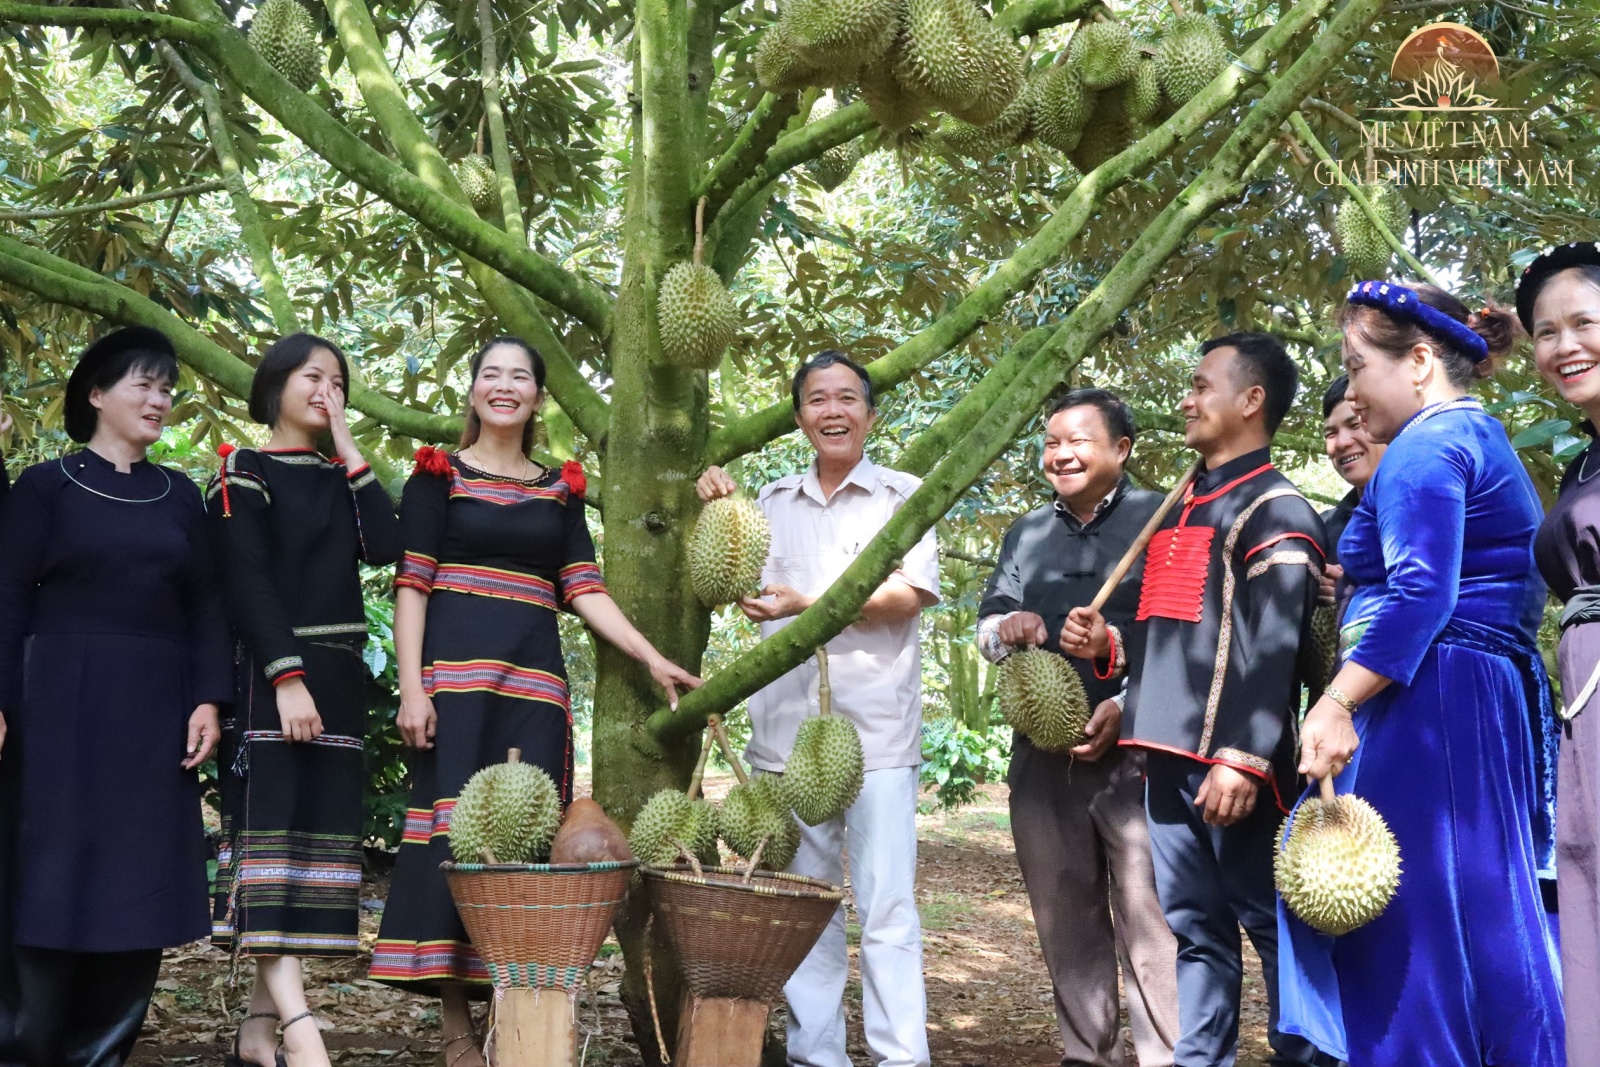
[781,648,866,826]
[804,94,865,190]
[455,116,499,214]
[249,0,322,93]
[657,197,739,370]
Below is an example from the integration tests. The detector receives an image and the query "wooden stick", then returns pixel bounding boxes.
[708,715,748,785]
[743,837,768,882]
[1086,459,1201,614]
[686,728,714,800]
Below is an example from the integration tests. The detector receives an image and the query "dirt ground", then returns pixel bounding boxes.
[128,777,1272,1066]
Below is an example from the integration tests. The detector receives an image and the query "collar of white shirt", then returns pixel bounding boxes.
[797,454,881,505]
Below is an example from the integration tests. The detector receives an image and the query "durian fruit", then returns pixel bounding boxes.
[1156,14,1226,107]
[448,750,562,864]
[781,649,866,826]
[996,647,1091,752]
[717,775,800,870]
[249,0,321,93]
[939,87,1029,160]
[1125,58,1164,125]
[803,95,864,191]
[1068,21,1139,91]
[898,0,1021,125]
[1333,183,1409,280]
[628,789,721,868]
[687,495,771,607]
[1032,62,1094,153]
[755,24,823,93]
[1276,782,1402,936]
[657,201,739,369]
[1067,86,1136,172]
[948,35,1025,128]
[1301,603,1340,699]
[782,0,899,72]
[455,154,498,213]
[858,58,933,135]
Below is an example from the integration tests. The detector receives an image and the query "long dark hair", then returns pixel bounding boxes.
[249,332,351,426]
[458,335,545,456]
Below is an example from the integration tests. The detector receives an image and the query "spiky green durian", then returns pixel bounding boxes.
[687,495,771,607]
[804,95,864,191]
[783,0,898,70]
[859,58,933,135]
[1032,62,1094,153]
[629,789,721,868]
[1068,21,1139,90]
[250,0,321,92]
[455,155,499,213]
[1334,184,1409,280]
[755,23,849,92]
[1126,58,1163,125]
[657,255,739,369]
[939,87,1029,160]
[449,758,561,864]
[1276,792,1402,936]
[898,0,1020,124]
[717,775,800,870]
[1066,86,1136,172]
[1301,603,1340,699]
[1156,14,1226,107]
[996,647,1091,752]
[782,715,865,826]
[948,35,1025,128]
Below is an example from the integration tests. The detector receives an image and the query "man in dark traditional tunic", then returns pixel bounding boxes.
[1066,333,1328,1067]
[977,389,1178,1067]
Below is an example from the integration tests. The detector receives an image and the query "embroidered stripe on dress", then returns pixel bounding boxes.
[558,561,606,601]
[432,563,558,608]
[421,659,570,709]
[394,551,438,593]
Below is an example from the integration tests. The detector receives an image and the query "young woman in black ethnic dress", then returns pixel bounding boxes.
[209,334,402,1067]
[370,336,701,1065]
[0,327,230,1067]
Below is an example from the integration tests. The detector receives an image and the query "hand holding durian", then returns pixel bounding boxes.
[1276,775,1402,936]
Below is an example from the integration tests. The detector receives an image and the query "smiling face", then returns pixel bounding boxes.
[275,346,345,435]
[1043,404,1129,505]
[795,361,875,467]
[470,342,543,433]
[1323,398,1384,490]
[1180,345,1260,455]
[1531,269,1600,415]
[89,362,173,449]
[1341,324,1428,443]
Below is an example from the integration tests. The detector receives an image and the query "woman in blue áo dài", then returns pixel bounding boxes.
[1279,280,1564,1066]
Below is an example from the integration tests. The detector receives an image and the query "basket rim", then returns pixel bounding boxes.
[641,864,844,900]
[442,860,640,874]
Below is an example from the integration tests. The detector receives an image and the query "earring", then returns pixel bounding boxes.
[1414,380,1424,395]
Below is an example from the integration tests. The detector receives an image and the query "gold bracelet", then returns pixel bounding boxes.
[1323,684,1358,715]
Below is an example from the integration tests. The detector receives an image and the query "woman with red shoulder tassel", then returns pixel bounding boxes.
[369,336,701,1063]
[207,333,402,1067]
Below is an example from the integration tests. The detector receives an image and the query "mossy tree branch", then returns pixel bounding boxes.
[0,235,467,442]
[161,0,615,346]
[478,0,528,250]
[0,180,226,221]
[695,92,802,222]
[0,3,212,41]
[705,0,1341,467]
[650,0,1388,740]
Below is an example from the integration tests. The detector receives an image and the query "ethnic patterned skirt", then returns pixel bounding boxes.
[212,635,368,958]
[369,586,573,992]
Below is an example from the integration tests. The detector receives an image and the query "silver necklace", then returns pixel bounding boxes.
[1577,443,1600,485]
[59,455,172,503]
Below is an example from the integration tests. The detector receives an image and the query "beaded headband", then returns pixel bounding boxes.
[1345,280,1489,363]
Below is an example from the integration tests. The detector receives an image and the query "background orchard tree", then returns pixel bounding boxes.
[1,0,1595,1057]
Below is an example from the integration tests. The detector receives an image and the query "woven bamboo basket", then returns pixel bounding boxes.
[642,865,844,1002]
[443,860,637,989]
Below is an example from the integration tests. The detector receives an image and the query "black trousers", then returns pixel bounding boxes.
[7,947,161,1067]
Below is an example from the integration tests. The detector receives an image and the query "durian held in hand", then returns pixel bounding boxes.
[657,197,739,370]
[1276,775,1402,936]
[448,749,632,865]
[708,715,802,872]
[688,494,772,607]
[997,647,1091,753]
[782,648,866,827]
[629,726,722,869]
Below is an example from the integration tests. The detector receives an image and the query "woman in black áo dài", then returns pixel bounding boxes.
[208,334,402,1067]
[0,327,230,1067]
[371,336,702,1065]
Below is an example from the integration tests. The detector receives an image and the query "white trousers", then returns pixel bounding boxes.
[781,765,930,1067]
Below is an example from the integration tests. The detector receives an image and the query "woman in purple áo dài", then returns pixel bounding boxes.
[208,333,403,1067]
[1522,240,1600,1067]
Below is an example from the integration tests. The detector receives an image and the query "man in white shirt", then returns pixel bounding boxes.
[697,350,940,1067]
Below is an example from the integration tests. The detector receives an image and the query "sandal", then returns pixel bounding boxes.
[223,1012,279,1067]
[274,1011,319,1067]
[441,1031,485,1067]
